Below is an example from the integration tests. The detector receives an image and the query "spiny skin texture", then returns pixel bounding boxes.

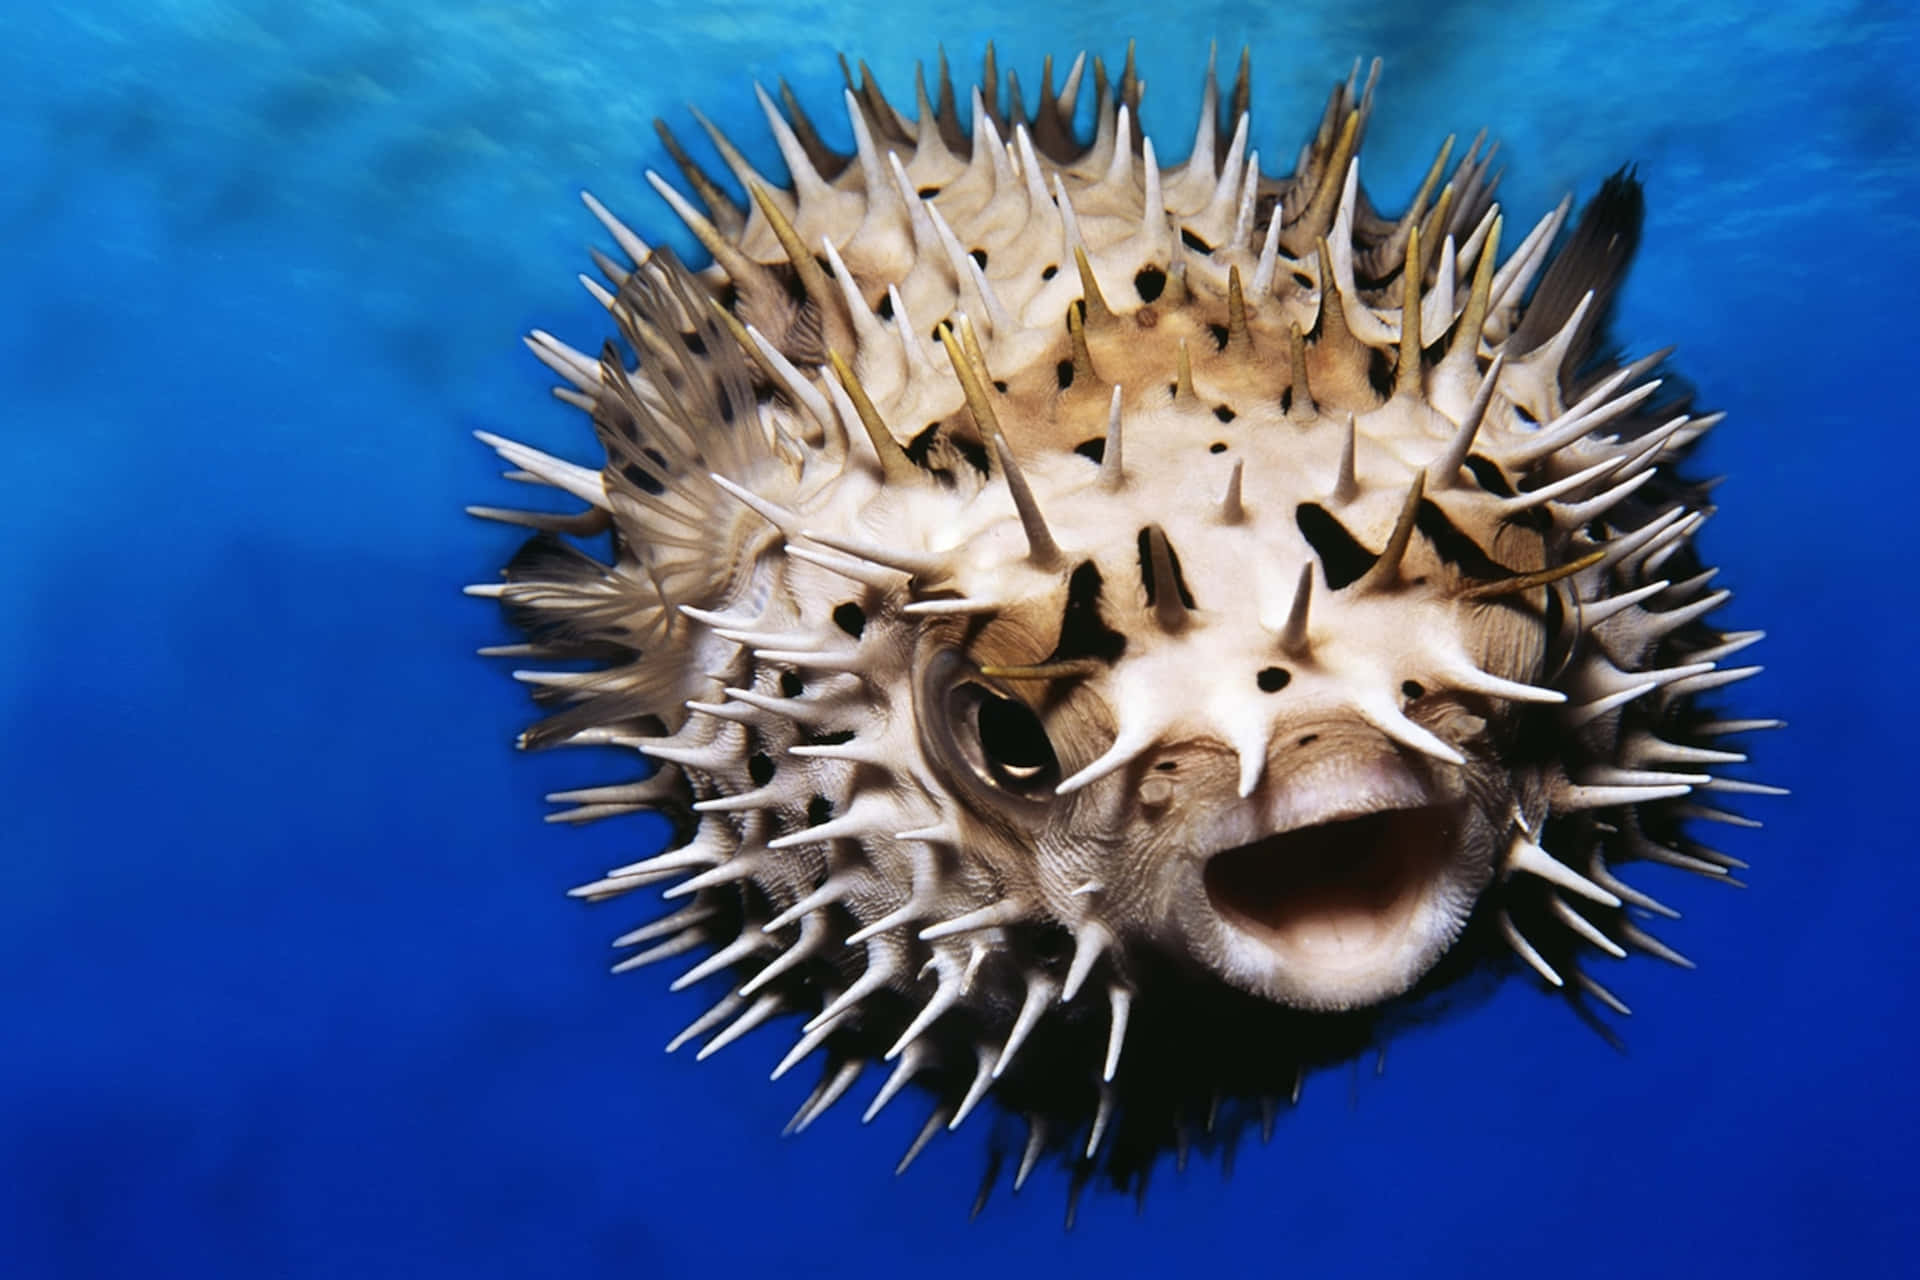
[470,47,1776,1199]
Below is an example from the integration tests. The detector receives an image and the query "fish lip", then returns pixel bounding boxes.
[1189,748,1435,855]
[1183,751,1474,1006]
[1254,758,1435,841]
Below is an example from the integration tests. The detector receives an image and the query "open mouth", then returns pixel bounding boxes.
[1201,804,1462,973]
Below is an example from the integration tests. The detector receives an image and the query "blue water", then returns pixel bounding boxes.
[4,1,1915,1274]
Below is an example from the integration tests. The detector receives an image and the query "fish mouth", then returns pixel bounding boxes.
[1202,803,1463,977]
[1182,758,1479,1011]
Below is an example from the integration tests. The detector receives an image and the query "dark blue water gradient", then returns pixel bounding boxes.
[2,2,1916,1275]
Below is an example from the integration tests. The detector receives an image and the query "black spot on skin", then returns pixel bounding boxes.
[1047,560,1127,665]
[1213,405,1236,423]
[806,795,833,826]
[1414,501,1512,581]
[832,602,866,637]
[1135,528,1197,609]
[951,435,991,476]
[1134,266,1167,302]
[1402,681,1426,700]
[1209,442,1228,454]
[904,422,943,470]
[1057,359,1075,389]
[875,292,894,320]
[1298,733,1319,747]
[1463,454,1515,497]
[969,248,989,268]
[993,379,1009,393]
[620,461,665,496]
[1257,667,1291,693]
[805,729,855,747]
[1366,346,1396,399]
[917,185,942,198]
[1041,264,1058,280]
[1295,503,1377,590]
[1154,761,1178,772]
[1291,270,1315,289]
[780,671,805,698]
[1074,438,1106,463]
[748,752,776,785]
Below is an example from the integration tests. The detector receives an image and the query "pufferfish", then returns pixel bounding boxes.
[467,46,1777,1201]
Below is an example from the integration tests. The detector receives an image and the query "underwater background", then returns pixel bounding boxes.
[4,0,1916,1274]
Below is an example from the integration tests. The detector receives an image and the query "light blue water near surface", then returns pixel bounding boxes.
[3,1,1916,1275]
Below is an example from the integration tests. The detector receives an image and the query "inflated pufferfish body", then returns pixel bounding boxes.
[471,47,1774,1194]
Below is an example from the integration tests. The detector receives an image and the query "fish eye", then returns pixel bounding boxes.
[936,678,1061,797]
[972,688,1060,790]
